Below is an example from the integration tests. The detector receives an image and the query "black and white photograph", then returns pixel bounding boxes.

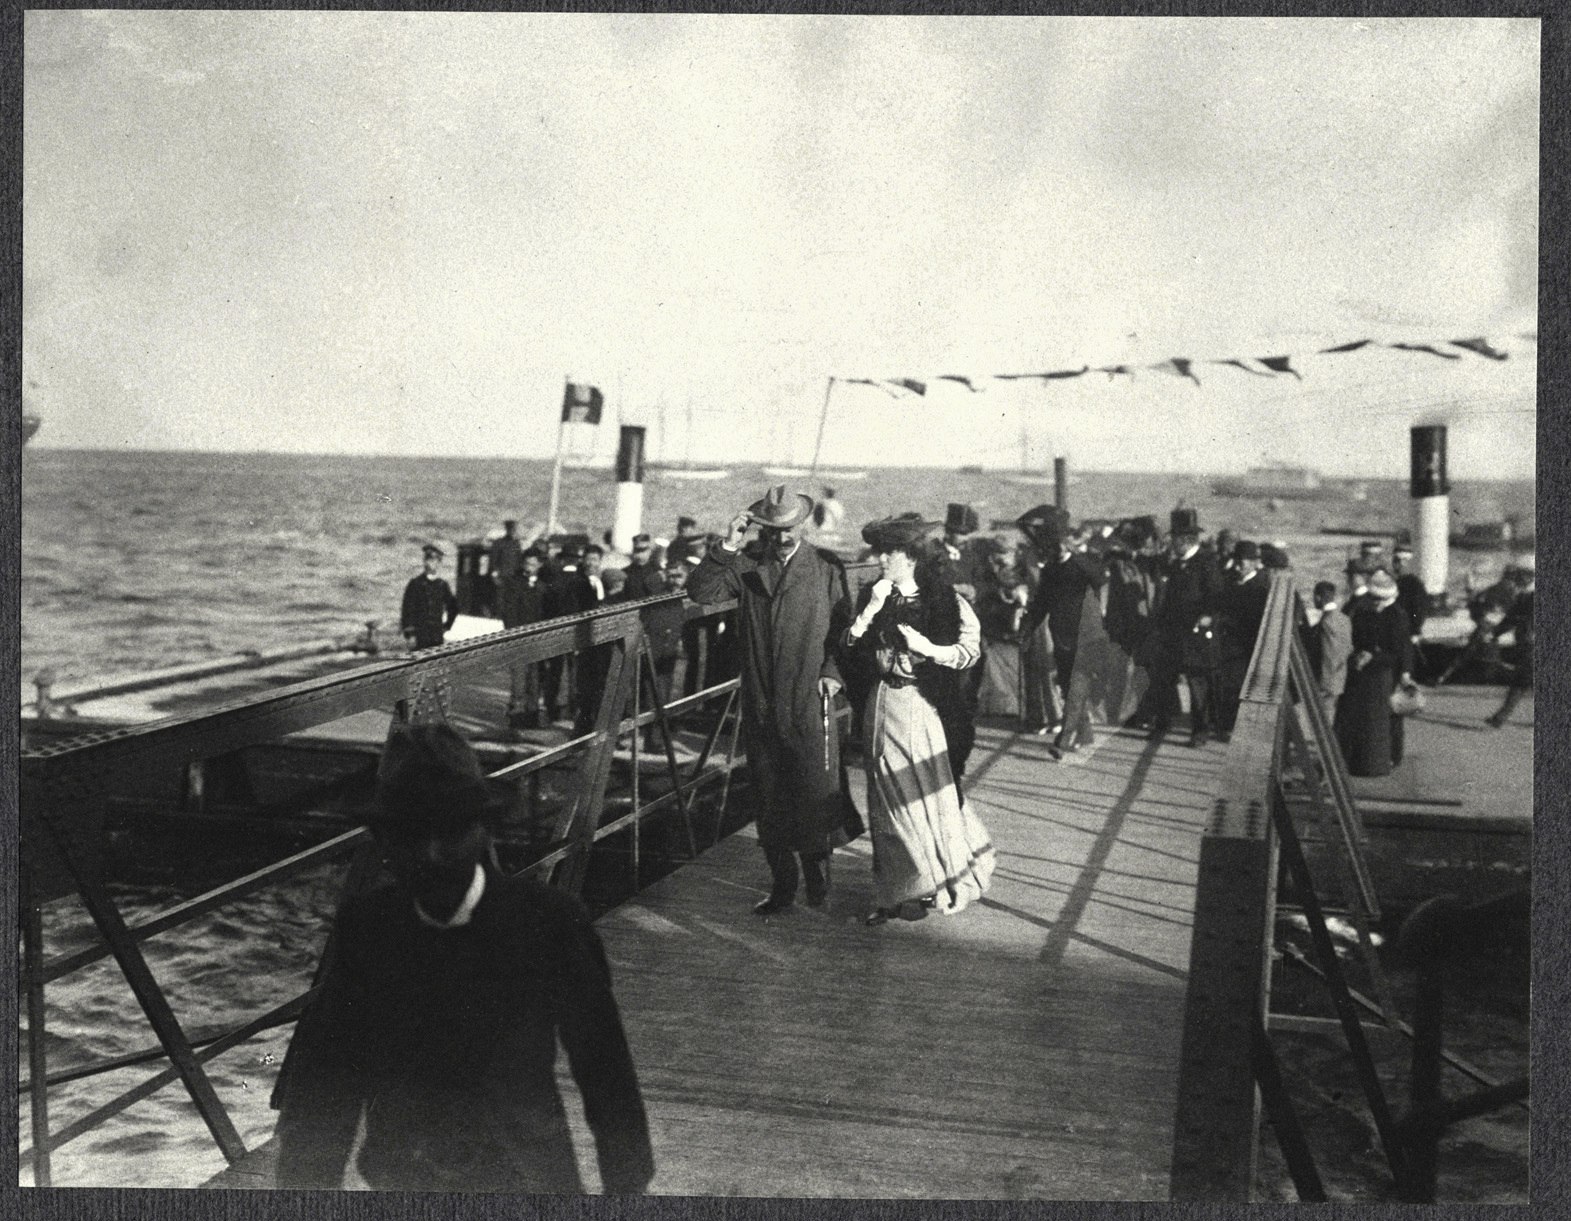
[16,10,1539,1202]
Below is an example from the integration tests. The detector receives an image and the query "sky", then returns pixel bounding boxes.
[23,13,1539,478]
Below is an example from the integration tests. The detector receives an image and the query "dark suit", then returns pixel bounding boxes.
[1149,547,1223,738]
[507,575,552,725]
[1026,551,1108,746]
[1216,571,1270,733]
[549,573,609,734]
[621,560,666,601]
[400,575,458,649]
[274,869,653,1192]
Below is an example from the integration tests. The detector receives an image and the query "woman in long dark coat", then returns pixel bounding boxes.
[842,514,994,925]
[1335,569,1414,777]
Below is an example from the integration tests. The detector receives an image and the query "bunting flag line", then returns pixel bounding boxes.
[833,329,1524,402]
[561,381,604,424]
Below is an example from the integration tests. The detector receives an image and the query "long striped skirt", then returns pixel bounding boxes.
[866,681,996,913]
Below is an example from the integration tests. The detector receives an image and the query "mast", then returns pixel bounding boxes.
[807,376,836,479]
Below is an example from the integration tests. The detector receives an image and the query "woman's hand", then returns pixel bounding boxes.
[897,623,936,657]
[866,578,895,609]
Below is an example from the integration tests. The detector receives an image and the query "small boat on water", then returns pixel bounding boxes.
[760,465,813,479]
[1213,463,1338,500]
[652,464,731,481]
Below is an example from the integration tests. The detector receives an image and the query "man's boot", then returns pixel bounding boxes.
[754,847,798,915]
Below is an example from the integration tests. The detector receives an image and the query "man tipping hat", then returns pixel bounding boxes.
[687,486,860,914]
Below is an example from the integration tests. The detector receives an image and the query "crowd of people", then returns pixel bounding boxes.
[304,480,1533,1193]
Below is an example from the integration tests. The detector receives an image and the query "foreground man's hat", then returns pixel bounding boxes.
[862,512,942,553]
[376,723,492,832]
[747,484,815,529]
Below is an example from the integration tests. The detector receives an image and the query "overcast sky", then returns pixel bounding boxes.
[24,13,1538,477]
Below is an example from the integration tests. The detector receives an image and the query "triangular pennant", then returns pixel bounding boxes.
[1389,342,1462,361]
[1167,358,1201,385]
[1450,337,1509,361]
[996,367,1088,381]
[1320,339,1375,354]
[885,378,927,396]
[1213,359,1274,378]
[1258,355,1302,379]
[1096,365,1132,379]
[841,378,902,397]
[936,375,983,391]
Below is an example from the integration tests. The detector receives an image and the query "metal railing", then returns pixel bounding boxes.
[1168,571,1529,1201]
[19,571,883,1186]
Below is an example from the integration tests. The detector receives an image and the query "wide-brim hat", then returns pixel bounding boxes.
[375,723,492,832]
[862,512,942,553]
[1368,569,1399,599]
[747,484,815,529]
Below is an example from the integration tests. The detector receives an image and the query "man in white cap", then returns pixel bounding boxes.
[688,485,859,914]
[400,543,459,650]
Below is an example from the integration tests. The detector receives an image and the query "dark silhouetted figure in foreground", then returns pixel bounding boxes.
[273,723,653,1193]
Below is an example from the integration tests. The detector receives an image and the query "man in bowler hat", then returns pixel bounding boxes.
[688,484,859,914]
[273,723,653,1193]
[1149,509,1223,746]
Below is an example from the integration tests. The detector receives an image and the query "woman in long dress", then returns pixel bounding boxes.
[842,514,995,925]
[1335,568,1414,777]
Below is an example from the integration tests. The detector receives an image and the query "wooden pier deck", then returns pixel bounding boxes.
[210,719,1223,1197]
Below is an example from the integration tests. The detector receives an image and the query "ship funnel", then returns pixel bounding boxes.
[1410,425,1449,605]
[612,426,646,553]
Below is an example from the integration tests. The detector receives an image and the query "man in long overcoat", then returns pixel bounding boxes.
[688,484,857,915]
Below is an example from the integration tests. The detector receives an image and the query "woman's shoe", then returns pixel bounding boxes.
[864,908,894,926]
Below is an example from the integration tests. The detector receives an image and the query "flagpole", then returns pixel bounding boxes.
[547,375,568,536]
[807,376,835,480]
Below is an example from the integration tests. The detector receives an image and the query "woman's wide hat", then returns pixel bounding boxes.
[1016,504,1070,550]
[862,512,942,553]
[747,484,815,529]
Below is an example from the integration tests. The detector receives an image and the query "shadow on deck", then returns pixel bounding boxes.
[210,720,1225,1198]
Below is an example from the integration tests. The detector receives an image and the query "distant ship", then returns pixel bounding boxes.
[24,413,40,445]
[651,463,731,481]
[1212,463,1336,500]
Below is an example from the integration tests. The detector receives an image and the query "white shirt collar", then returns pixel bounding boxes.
[414,863,486,929]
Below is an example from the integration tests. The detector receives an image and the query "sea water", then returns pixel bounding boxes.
[16,448,1534,1186]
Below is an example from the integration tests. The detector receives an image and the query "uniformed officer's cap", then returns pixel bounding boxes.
[422,542,445,559]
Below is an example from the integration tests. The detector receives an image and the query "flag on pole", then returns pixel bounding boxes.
[561,382,605,424]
